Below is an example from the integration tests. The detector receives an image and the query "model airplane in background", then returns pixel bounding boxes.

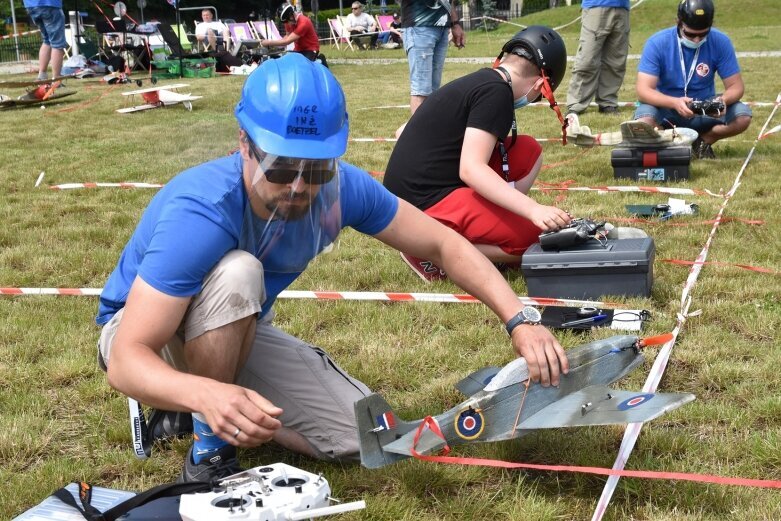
[566,113,698,148]
[117,83,202,114]
[356,334,695,469]
[0,80,76,110]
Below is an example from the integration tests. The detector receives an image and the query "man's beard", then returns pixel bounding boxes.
[265,192,313,220]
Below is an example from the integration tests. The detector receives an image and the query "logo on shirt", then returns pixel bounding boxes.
[695,63,710,77]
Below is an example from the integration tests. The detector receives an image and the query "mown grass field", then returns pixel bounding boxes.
[1,0,780,519]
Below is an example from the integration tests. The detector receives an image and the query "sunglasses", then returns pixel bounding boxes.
[247,139,336,185]
[680,26,710,39]
[263,168,336,185]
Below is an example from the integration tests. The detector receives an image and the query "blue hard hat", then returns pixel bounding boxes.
[235,53,349,159]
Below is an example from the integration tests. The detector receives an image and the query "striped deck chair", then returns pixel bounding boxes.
[328,17,356,51]
[251,20,295,51]
[227,22,260,52]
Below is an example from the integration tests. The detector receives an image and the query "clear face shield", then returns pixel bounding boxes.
[239,138,342,273]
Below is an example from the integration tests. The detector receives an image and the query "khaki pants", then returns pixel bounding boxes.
[98,250,370,461]
[566,7,630,113]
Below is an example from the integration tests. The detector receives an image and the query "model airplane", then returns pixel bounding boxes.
[566,113,698,148]
[0,81,75,110]
[117,83,202,114]
[355,334,694,468]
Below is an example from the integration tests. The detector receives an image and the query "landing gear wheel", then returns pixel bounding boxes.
[151,77,158,85]
[184,101,193,111]
[135,79,143,87]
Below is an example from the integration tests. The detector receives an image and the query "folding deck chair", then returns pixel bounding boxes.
[251,20,295,51]
[227,22,261,54]
[327,17,354,51]
[375,14,395,46]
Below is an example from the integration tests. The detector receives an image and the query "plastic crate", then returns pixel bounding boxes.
[151,58,216,78]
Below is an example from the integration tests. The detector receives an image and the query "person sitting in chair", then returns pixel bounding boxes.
[345,1,378,50]
[260,3,324,66]
[195,8,230,52]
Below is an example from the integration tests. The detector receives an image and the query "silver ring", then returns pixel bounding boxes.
[233,427,241,438]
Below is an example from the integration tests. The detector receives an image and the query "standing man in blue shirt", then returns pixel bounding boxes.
[23,0,67,81]
[633,0,752,159]
[96,53,569,483]
[566,0,631,115]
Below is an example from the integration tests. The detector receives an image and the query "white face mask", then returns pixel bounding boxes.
[680,35,707,49]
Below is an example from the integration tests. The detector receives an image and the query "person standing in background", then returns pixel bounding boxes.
[24,0,67,81]
[566,0,630,115]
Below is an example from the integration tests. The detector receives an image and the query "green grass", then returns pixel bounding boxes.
[2,0,781,519]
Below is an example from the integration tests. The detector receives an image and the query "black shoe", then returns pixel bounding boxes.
[598,105,619,114]
[178,444,244,484]
[147,409,193,441]
[691,137,716,159]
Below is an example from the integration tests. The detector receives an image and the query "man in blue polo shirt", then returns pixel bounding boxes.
[633,0,751,159]
[23,0,67,81]
[96,54,569,483]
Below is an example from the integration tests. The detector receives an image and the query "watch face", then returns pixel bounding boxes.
[522,306,541,323]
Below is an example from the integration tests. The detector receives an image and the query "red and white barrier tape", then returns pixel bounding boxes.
[410,416,781,490]
[48,182,165,190]
[351,136,564,143]
[360,100,780,111]
[661,258,780,275]
[0,29,41,39]
[532,184,724,197]
[591,91,781,521]
[0,287,610,308]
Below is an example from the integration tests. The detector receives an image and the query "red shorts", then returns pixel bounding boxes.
[424,135,543,257]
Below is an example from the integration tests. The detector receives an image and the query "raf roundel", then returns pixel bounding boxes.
[454,408,485,440]
[617,393,655,411]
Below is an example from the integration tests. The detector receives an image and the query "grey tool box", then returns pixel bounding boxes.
[612,146,691,181]
[521,238,655,299]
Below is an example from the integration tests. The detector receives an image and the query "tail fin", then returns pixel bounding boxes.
[354,393,418,469]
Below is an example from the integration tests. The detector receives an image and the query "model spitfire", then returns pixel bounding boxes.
[117,83,202,113]
[356,334,694,468]
[566,113,698,148]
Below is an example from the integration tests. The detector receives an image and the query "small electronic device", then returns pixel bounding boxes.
[538,218,607,251]
[179,463,365,521]
[687,96,725,117]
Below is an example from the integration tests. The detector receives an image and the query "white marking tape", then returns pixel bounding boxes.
[591,90,781,521]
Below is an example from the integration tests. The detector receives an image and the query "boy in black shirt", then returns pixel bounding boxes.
[384,26,571,281]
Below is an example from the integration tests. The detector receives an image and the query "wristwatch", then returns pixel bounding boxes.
[505,306,541,336]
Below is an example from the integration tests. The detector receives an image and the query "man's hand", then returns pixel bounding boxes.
[511,325,569,387]
[672,96,695,118]
[528,204,571,232]
[199,380,283,448]
[451,23,465,49]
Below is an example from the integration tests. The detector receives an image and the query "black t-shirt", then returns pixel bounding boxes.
[384,68,513,210]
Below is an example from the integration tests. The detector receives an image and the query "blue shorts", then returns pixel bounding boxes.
[403,26,449,97]
[28,6,67,49]
[633,101,753,134]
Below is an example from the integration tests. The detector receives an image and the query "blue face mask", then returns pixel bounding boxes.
[513,96,529,109]
[679,35,707,50]
[513,83,536,110]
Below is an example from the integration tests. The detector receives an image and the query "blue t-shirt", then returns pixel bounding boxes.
[24,0,62,8]
[638,27,740,100]
[96,153,398,325]
[582,0,629,8]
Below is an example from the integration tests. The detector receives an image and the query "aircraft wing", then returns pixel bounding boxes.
[455,366,501,396]
[158,90,202,104]
[518,385,695,429]
[121,83,191,96]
